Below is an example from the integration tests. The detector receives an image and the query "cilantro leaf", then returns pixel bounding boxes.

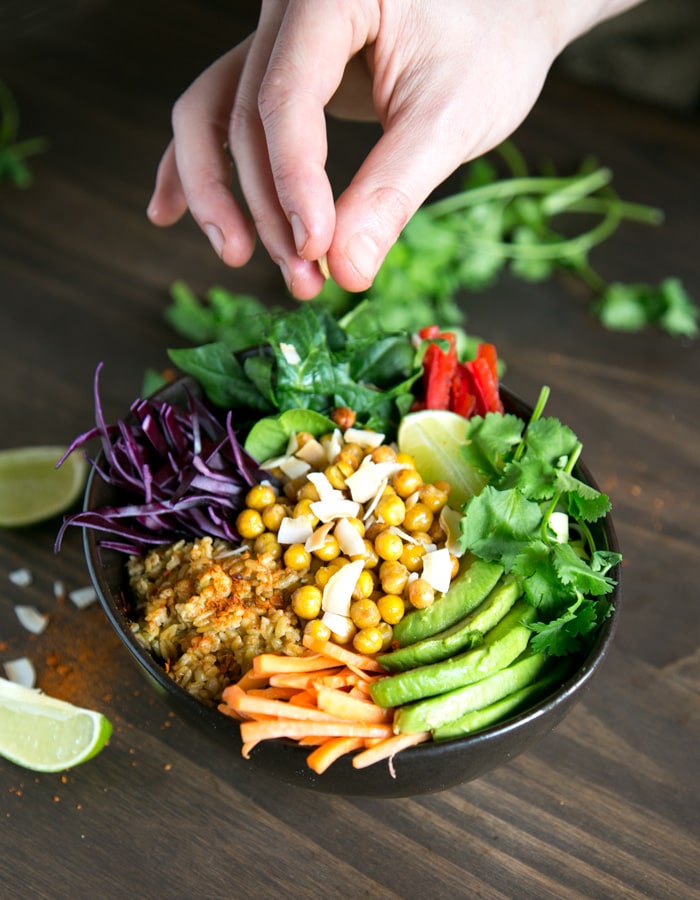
[552,542,618,596]
[461,486,542,568]
[461,412,524,479]
[559,472,612,522]
[521,417,579,467]
[510,541,569,616]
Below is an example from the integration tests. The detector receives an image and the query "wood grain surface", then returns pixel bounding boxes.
[1,3,698,898]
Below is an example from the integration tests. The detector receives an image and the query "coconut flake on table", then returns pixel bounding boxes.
[53,580,66,600]
[9,568,32,587]
[14,605,49,635]
[421,547,453,594]
[69,586,98,609]
[4,656,36,688]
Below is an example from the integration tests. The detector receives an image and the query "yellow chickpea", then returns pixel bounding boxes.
[261,502,288,532]
[293,498,319,527]
[245,483,277,510]
[283,543,311,571]
[375,493,406,527]
[351,569,375,601]
[370,445,397,464]
[253,532,282,559]
[353,626,384,655]
[407,577,435,609]
[377,593,405,625]
[378,560,409,595]
[304,618,331,642]
[344,516,365,538]
[236,508,265,539]
[428,519,446,543]
[403,502,434,533]
[313,534,340,562]
[419,483,449,513]
[291,585,323,619]
[393,468,424,498]
[376,620,394,651]
[350,598,381,629]
[399,542,425,573]
[296,481,320,502]
[395,452,416,469]
[354,539,379,569]
[324,464,347,490]
[375,529,404,562]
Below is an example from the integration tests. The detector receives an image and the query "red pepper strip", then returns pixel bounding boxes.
[421,331,457,410]
[418,325,441,340]
[450,365,476,418]
[477,343,499,383]
[468,354,504,415]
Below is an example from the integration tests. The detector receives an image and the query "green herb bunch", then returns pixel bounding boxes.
[459,387,619,656]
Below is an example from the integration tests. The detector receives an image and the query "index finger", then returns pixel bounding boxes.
[258,0,379,261]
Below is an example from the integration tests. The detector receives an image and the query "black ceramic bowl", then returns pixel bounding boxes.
[84,379,620,797]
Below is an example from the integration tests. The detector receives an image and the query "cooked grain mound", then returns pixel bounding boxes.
[128,536,305,705]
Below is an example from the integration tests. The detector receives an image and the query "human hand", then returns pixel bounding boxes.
[147,0,634,299]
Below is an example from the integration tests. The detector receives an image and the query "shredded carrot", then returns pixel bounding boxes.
[219,639,432,775]
[306,737,366,774]
[352,731,431,769]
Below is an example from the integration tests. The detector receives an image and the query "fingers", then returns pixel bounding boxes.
[149,45,257,268]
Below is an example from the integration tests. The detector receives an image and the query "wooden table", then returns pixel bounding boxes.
[2,3,698,897]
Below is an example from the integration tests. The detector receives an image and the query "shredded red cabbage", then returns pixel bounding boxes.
[55,364,266,555]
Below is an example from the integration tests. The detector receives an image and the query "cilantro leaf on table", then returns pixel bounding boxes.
[0,81,47,188]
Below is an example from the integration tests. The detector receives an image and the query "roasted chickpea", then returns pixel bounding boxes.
[370,445,397,464]
[331,406,356,430]
[324,464,347,490]
[378,560,409,595]
[350,598,381,629]
[399,542,426,573]
[343,516,365,538]
[428,519,446,543]
[291,585,323,619]
[419,483,449,513]
[296,481,320,502]
[236,508,265,539]
[253,532,282,559]
[336,443,364,468]
[377,593,405,625]
[245,483,277,510]
[375,529,404,562]
[261,502,288,532]
[351,569,375,601]
[283,543,311,571]
[313,534,340,562]
[407,577,435,609]
[376,620,394,651]
[353,626,384,655]
[293,498,319,527]
[355,539,379,569]
[314,565,333,588]
[403,502,434,533]
[375,493,406,527]
[395,452,416,469]
[305,618,331,642]
[393,468,424,498]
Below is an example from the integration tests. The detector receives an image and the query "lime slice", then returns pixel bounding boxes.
[397,409,486,508]
[0,445,87,528]
[0,677,112,772]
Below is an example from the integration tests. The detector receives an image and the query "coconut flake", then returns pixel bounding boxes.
[321,611,356,643]
[53,580,66,600]
[9,568,32,587]
[14,605,49,635]
[321,429,343,463]
[69,586,98,609]
[310,498,361,523]
[322,558,364,616]
[305,521,334,552]
[277,516,314,545]
[295,438,327,469]
[306,472,344,502]
[334,518,367,557]
[345,460,404,504]
[279,456,312,480]
[421,547,453,594]
[439,506,465,557]
[548,511,570,543]
[343,427,385,449]
[4,656,36,688]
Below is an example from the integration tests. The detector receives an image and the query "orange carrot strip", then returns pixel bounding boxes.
[311,673,357,690]
[316,688,393,724]
[247,686,298,700]
[252,652,331,676]
[287,691,318,708]
[234,669,269,691]
[306,737,366,775]
[351,731,431,769]
[302,634,384,672]
[228,692,344,723]
[217,702,247,722]
[297,735,329,747]
[269,668,340,689]
[239,720,394,744]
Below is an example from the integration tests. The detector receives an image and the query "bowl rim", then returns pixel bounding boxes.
[82,378,621,771]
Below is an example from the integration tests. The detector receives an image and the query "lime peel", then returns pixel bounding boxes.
[0,677,112,772]
[0,445,88,528]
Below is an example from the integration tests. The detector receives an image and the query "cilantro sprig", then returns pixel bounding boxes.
[458,387,620,656]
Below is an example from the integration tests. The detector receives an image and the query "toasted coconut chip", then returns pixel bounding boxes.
[305,521,334,552]
[295,438,327,469]
[277,516,314,545]
[421,547,453,594]
[69,586,98,609]
[4,657,36,688]
[310,498,361,523]
[306,472,343,503]
[14,605,49,635]
[440,506,465,557]
[322,558,364,616]
[9,568,32,588]
[343,427,385,449]
[334,518,367,557]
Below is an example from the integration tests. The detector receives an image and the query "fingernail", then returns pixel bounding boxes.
[290,214,307,255]
[275,258,293,292]
[346,232,379,282]
[204,223,224,257]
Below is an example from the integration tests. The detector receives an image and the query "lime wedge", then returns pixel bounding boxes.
[0,445,87,528]
[397,409,486,508]
[0,677,112,772]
